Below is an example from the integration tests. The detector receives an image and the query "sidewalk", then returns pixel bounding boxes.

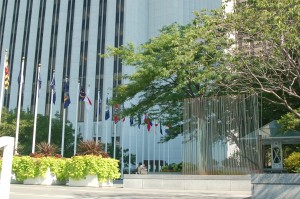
[10,183,251,199]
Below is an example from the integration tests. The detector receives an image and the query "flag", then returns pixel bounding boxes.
[113,104,119,123]
[50,75,56,104]
[4,56,9,90]
[160,121,163,135]
[63,80,71,108]
[130,117,134,126]
[105,97,110,120]
[84,94,92,111]
[122,117,126,122]
[79,88,86,101]
[144,114,152,132]
[138,116,141,129]
[79,87,92,111]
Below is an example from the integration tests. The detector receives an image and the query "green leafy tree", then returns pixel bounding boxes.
[277,108,300,132]
[103,10,231,141]
[0,109,76,157]
[221,0,300,119]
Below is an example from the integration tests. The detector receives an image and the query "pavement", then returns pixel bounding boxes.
[9,182,251,199]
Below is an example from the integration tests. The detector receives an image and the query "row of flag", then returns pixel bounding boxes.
[2,51,167,135]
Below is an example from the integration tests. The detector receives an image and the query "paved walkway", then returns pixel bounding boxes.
[9,184,251,199]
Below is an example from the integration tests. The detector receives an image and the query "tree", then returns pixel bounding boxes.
[220,0,300,119]
[103,10,231,141]
[0,109,76,157]
[106,143,136,173]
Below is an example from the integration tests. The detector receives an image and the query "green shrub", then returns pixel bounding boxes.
[65,155,120,182]
[161,162,182,172]
[284,152,300,173]
[12,156,55,181]
[50,158,68,181]
[2,155,120,182]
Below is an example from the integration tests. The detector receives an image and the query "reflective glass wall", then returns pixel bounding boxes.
[183,94,261,175]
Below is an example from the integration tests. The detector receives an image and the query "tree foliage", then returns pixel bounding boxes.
[103,0,300,140]
[104,10,231,141]
[0,108,75,157]
[221,0,300,117]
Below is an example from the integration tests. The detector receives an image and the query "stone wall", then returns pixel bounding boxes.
[252,174,300,199]
[124,174,251,191]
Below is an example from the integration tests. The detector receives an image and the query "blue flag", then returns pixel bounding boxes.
[50,75,56,104]
[130,117,134,126]
[105,97,110,120]
[160,121,163,135]
[79,88,86,101]
[138,116,141,129]
[63,80,71,108]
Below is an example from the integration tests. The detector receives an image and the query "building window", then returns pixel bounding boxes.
[31,0,47,113]
[94,0,107,121]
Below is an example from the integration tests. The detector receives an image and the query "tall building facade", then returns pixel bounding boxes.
[0,0,221,165]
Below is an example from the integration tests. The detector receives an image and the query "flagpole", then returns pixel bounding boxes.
[105,119,108,152]
[158,142,161,171]
[147,127,150,172]
[167,141,170,165]
[0,49,8,124]
[142,125,145,166]
[48,70,55,144]
[15,57,24,154]
[74,80,80,155]
[113,122,116,159]
[135,126,138,169]
[96,90,100,145]
[32,64,41,153]
[153,120,156,172]
[61,77,68,157]
[129,124,132,174]
[105,93,109,153]
[85,112,89,141]
[61,108,66,156]
[163,141,166,167]
[121,123,124,178]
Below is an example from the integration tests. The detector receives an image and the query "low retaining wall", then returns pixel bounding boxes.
[124,174,251,191]
[252,174,300,199]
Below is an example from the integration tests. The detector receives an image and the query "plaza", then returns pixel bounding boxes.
[9,183,251,199]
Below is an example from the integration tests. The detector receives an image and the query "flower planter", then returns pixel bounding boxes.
[23,167,65,185]
[68,175,113,187]
[10,173,22,184]
[99,179,113,187]
[68,174,99,187]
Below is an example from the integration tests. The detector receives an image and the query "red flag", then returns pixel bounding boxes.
[144,114,153,132]
[113,104,119,123]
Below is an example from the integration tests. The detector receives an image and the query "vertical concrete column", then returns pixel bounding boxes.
[0,136,15,199]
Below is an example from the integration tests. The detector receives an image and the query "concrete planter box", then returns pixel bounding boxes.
[124,174,251,191]
[100,179,113,187]
[23,168,65,185]
[68,175,113,187]
[251,174,300,199]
